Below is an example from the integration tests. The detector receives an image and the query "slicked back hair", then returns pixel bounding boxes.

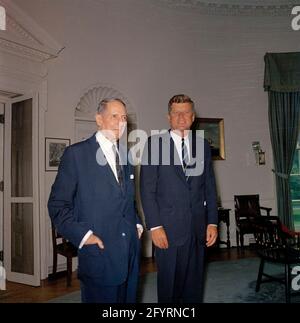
[168,94,195,114]
[97,98,126,114]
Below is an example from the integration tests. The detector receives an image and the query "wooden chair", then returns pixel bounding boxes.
[253,216,300,303]
[234,194,272,248]
[51,223,78,287]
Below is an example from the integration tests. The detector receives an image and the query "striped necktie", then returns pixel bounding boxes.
[112,142,124,189]
[181,137,189,173]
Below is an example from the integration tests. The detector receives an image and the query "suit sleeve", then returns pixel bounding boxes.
[48,146,90,247]
[140,138,162,230]
[135,204,142,226]
[126,153,143,227]
[204,140,219,225]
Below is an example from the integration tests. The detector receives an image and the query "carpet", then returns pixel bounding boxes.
[48,257,300,303]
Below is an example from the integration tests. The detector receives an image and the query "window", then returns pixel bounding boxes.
[290,135,300,230]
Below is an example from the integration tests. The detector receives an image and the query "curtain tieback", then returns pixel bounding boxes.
[272,169,289,179]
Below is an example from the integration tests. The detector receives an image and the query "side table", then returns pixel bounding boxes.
[218,208,231,248]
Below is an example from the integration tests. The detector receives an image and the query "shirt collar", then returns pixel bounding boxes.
[96,130,116,150]
[170,130,190,144]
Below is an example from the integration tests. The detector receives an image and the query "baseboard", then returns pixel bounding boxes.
[48,263,67,275]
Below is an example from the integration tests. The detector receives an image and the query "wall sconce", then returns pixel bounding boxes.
[252,141,265,165]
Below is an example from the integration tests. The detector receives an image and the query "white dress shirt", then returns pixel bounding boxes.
[79,131,143,248]
[170,130,190,168]
[97,130,120,180]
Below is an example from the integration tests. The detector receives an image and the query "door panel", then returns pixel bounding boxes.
[4,94,40,286]
[11,99,33,198]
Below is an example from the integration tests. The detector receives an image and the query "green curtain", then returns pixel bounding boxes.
[264,52,300,92]
[265,53,300,229]
[268,92,300,229]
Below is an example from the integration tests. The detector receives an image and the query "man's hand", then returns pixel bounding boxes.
[206,225,218,247]
[85,234,104,249]
[151,227,169,249]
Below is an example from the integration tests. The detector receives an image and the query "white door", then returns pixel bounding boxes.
[3,94,40,286]
[0,103,4,265]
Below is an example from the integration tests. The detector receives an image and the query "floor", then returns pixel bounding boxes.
[0,247,256,303]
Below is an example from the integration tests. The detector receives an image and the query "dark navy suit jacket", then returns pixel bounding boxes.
[48,134,140,286]
[140,131,218,247]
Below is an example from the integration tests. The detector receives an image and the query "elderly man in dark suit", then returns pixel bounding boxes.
[48,98,142,303]
[140,94,218,303]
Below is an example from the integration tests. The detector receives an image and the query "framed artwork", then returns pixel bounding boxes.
[191,118,225,160]
[45,138,71,171]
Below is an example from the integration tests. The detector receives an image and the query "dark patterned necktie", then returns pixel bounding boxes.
[112,143,124,188]
[181,137,189,173]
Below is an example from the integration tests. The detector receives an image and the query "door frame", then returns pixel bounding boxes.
[0,101,4,261]
[3,93,40,286]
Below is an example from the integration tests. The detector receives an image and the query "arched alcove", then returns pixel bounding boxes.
[74,85,137,143]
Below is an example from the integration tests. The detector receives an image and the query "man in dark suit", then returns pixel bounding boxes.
[140,94,218,303]
[48,98,142,303]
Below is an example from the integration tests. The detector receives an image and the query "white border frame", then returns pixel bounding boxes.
[45,138,70,171]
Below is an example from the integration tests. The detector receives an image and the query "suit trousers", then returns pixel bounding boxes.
[80,230,140,303]
[155,235,206,303]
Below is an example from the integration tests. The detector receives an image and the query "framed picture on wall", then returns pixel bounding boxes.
[45,138,71,171]
[191,118,225,160]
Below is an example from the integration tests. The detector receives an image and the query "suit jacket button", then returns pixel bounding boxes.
[122,233,126,237]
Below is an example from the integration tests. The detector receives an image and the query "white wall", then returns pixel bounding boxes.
[12,0,300,264]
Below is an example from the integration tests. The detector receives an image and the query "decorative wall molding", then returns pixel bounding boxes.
[6,13,41,45]
[155,0,297,16]
[75,85,136,120]
[0,38,57,62]
[0,63,45,90]
[0,0,62,62]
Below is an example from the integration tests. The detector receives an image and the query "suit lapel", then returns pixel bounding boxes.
[88,135,124,191]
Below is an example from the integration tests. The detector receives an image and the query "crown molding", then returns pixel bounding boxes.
[0,0,63,62]
[155,0,298,16]
[6,11,40,45]
[0,37,57,62]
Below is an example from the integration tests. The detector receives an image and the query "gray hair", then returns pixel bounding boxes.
[97,98,127,114]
